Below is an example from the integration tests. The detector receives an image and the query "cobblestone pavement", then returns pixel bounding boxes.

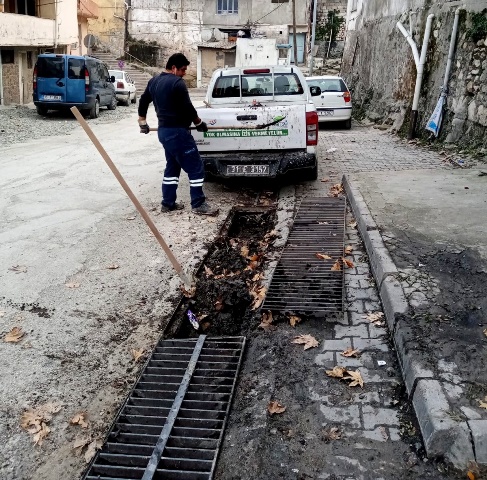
[287,124,463,478]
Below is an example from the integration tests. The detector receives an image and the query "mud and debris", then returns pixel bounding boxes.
[175,208,278,338]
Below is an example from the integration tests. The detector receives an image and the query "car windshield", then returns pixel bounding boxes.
[212,73,304,98]
[307,78,348,93]
[109,71,124,79]
[37,57,65,78]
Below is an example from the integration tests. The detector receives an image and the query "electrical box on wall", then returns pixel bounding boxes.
[235,38,279,67]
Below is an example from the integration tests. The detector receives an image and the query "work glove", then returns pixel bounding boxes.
[195,120,208,133]
[139,121,150,134]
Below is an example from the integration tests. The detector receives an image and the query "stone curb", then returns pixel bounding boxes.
[342,174,477,469]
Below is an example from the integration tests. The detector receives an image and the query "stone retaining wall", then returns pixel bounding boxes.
[342,8,487,149]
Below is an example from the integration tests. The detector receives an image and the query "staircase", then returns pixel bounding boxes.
[91,51,154,95]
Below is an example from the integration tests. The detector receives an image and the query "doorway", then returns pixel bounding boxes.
[289,33,306,65]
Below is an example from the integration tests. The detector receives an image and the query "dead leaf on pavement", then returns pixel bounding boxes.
[344,245,354,255]
[73,436,91,456]
[326,366,347,378]
[331,260,342,271]
[268,400,286,415]
[330,183,344,197]
[33,422,51,446]
[320,177,330,183]
[65,282,81,289]
[364,312,384,326]
[292,334,319,350]
[241,245,249,258]
[84,439,103,463]
[483,328,487,338]
[341,257,355,268]
[204,266,214,277]
[70,412,89,428]
[131,349,145,362]
[4,326,25,343]
[343,370,364,388]
[341,347,360,358]
[315,253,332,260]
[289,315,302,328]
[259,311,275,332]
[348,220,357,229]
[322,426,342,442]
[21,402,62,445]
[180,284,196,298]
[478,397,487,410]
[467,472,476,480]
[9,265,27,273]
[107,264,119,270]
[250,285,267,310]
[126,216,136,221]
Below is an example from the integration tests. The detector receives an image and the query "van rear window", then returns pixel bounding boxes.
[37,57,65,78]
[212,73,304,98]
[68,58,85,79]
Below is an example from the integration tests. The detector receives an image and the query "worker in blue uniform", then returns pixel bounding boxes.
[138,53,218,216]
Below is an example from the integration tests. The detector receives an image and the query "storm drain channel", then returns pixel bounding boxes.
[264,197,346,314]
[83,336,245,480]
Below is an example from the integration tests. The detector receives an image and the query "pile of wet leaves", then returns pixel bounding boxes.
[176,209,277,337]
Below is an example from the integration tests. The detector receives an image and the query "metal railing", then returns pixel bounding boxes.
[124,51,152,69]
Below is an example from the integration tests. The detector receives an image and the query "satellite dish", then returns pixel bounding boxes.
[83,34,98,48]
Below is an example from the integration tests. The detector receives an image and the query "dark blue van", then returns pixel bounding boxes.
[33,54,117,118]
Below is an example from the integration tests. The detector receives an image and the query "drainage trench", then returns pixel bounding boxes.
[83,206,278,480]
[83,198,347,479]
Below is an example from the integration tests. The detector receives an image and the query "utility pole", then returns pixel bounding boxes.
[308,0,318,72]
[292,0,298,65]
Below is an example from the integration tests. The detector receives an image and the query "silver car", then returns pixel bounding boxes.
[108,69,137,106]
[306,75,352,129]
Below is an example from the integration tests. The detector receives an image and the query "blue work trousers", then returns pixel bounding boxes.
[157,127,206,209]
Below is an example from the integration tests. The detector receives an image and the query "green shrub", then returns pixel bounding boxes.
[466,10,487,43]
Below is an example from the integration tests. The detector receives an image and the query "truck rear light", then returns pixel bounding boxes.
[33,66,37,90]
[117,81,124,89]
[306,111,318,146]
[243,68,270,74]
[343,91,351,102]
[84,68,90,92]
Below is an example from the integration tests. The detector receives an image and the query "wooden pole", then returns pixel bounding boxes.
[292,0,298,65]
[70,106,193,289]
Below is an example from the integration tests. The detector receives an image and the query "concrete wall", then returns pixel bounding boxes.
[88,0,125,57]
[0,14,55,46]
[198,48,232,86]
[342,0,487,147]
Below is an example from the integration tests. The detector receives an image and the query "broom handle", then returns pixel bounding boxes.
[70,106,187,281]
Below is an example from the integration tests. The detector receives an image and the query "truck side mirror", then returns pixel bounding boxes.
[309,86,321,96]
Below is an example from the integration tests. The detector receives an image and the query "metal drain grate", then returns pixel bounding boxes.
[84,336,245,480]
[263,197,346,314]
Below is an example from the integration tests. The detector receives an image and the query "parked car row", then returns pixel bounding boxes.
[33,54,137,118]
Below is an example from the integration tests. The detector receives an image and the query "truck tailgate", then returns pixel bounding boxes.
[194,104,306,151]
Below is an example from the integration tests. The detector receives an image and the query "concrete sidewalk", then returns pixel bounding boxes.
[344,167,487,469]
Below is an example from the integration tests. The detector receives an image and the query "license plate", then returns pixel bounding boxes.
[319,110,334,117]
[227,165,269,176]
[43,95,61,101]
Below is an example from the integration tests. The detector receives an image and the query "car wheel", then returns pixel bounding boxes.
[344,118,352,129]
[107,95,117,110]
[89,99,100,119]
[36,105,48,116]
[131,93,137,104]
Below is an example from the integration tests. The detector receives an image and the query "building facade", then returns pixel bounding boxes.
[0,0,85,105]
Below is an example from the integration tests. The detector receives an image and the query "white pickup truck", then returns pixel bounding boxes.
[193,66,321,180]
